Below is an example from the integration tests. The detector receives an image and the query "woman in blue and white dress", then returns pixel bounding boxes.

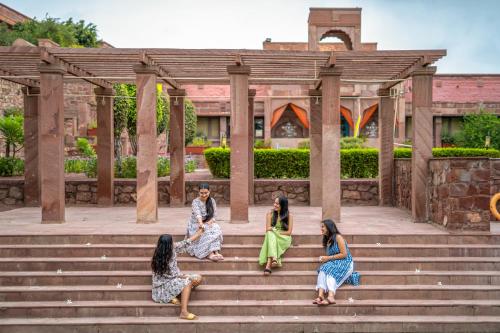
[313,219,360,305]
[185,183,224,261]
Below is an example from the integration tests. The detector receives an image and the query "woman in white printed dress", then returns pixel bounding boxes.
[185,183,224,261]
[151,229,204,320]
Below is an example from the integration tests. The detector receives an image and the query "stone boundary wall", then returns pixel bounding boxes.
[492,159,500,199]
[0,178,379,207]
[394,159,411,210]
[428,158,491,231]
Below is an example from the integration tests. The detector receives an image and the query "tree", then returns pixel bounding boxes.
[0,114,24,157]
[454,110,500,150]
[184,99,197,145]
[113,84,130,170]
[0,15,99,47]
[124,84,169,155]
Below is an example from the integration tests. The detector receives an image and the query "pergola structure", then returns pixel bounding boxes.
[0,46,445,224]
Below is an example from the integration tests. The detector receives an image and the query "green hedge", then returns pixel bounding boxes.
[394,147,500,158]
[205,147,500,179]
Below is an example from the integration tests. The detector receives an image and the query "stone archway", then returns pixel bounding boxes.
[271,103,309,138]
[319,29,354,50]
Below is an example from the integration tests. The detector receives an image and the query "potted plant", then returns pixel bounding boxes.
[87,120,97,137]
[186,136,212,154]
[441,131,455,148]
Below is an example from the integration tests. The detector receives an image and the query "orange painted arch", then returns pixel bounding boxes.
[270,103,354,129]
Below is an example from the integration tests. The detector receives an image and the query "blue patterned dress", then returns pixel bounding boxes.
[318,238,360,290]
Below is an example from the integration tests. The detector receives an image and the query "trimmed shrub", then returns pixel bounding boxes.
[340,149,378,178]
[0,157,24,176]
[204,148,231,178]
[432,147,500,158]
[205,147,500,179]
[394,148,412,158]
[255,149,309,178]
[394,147,500,158]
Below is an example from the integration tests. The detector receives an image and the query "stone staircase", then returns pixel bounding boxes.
[0,234,499,332]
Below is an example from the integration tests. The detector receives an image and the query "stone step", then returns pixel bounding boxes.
[1,315,499,333]
[1,285,499,302]
[1,270,499,286]
[1,257,499,271]
[2,243,499,257]
[1,299,500,318]
[1,233,498,245]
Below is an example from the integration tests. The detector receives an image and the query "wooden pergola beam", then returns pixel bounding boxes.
[40,48,112,89]
[380,52,446,90]
[139,51,179,89]
[0,67,39,87]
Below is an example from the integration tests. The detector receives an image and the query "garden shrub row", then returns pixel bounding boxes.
[0,157,196,178]
[204,147,500,179]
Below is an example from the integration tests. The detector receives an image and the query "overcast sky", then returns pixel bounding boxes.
[4,0,500,73]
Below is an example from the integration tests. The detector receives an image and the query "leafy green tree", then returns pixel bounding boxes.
[184,99,197,145]
[0,114,24,157]
[113,84,130,171]
[64,18,99,47]
[0,15,99,47]
[454,110,500,150]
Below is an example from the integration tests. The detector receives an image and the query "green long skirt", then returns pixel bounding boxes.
[258,229,292,266]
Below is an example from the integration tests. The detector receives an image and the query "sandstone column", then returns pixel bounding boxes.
[134,65,158,223]
[39,63,65,223]
[309,89,322,206]
[168,89,186,207]
[228,65,250,223]
[95,87,114,206]
[319,66,343,222]
[22,86,40,206]
[378,90,395,206]
[248,89,256,204]
[434,116,442,147]
[411,66,436,222]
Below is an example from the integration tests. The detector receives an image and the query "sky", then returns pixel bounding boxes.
[4,0,500,74]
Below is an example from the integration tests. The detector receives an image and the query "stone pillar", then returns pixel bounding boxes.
[319,66,343,222]
[378,90,395,206]
[228,65,250,223]
[264,97,272,142]
[411,66,436,222]
[248,89,256,204]
[220,116,227,142]
[22,86,40,206]
[434,116,442,147]
[39,63,65,223]
[134,65,158,223]
[168,89,186,207]
[95,87,114,206]
[309,89,322,206]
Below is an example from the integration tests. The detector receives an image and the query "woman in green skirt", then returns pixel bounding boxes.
[259,196,293,275]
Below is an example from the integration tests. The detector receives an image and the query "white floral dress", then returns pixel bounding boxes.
[186,197,223,259]
[151,239,201,303]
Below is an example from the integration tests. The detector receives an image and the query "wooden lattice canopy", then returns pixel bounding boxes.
[0,46,446,89]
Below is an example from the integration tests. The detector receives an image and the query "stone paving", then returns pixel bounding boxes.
[1,205,493,236]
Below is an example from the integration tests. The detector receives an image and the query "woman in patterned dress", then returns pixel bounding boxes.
[313,219,360,305]
[151,229,204,320]
[258,196,293,275]
[185,183,224,261]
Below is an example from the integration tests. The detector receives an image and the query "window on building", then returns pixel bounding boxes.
[254,117,264,138]
[196,117,220,140]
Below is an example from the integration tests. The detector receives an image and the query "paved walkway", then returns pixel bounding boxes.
[0,206,481,236]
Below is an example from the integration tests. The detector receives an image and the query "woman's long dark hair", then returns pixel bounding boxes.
[272,195,289,231]
[151,234,173,275]
[322,219,341,248]
[199,183,214,222]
